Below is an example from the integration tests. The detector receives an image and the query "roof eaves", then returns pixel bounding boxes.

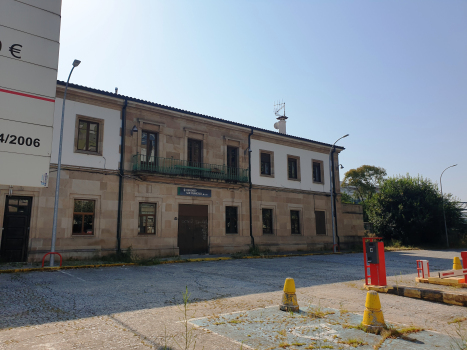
[57,80,345,150]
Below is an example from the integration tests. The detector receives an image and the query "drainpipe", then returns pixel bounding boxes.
[330,148,340,249]
[116,98,128,254]
[248,128,254,247]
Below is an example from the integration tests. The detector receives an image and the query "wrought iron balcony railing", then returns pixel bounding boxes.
[132,154,249,183]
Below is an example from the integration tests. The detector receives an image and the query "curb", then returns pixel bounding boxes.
[0,251,352,274]
[364,284,467,307]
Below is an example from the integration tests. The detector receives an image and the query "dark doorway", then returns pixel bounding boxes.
[227,146,239,178]
[0,196,33,262]
[178,204,208,255]
[187,139,202,165]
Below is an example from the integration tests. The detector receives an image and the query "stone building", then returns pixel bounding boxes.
[0,82,364,262]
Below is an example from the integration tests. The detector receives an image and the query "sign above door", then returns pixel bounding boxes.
[177,187,211,197]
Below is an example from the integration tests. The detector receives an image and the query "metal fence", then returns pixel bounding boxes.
[132,154,249,183]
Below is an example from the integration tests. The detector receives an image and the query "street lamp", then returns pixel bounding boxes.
[440,164,457,249]
[329,134,349,253]
[50,59,81,267]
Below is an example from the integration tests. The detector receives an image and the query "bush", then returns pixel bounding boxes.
[366,175,466,246]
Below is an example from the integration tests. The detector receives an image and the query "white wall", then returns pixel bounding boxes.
[51,98,121,170]
[251,139,331,192]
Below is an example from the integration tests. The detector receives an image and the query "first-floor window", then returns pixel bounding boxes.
[77,120,99,153]
[261,152,271,175]
[315,210,326,235]
[73,200,95,235]
[139,203,156,234]
[262,208,273,234]
[290,210,300,234]
[313,161,323,183]
[225,206,238,234]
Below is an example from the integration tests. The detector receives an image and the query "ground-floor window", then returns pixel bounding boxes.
[290,210,300,234]
[262,208,273,234]
[73,200,95,235]
[225,206,238,234]
[315,210,326,235]
[139,203,156,234]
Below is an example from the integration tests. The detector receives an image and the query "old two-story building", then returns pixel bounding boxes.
[0,82,364,262]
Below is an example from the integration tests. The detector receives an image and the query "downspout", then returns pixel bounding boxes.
[248,128,254,247]
[116,98,128,254]
[330,148,340,248]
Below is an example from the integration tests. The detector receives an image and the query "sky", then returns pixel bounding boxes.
[58,0,467,202]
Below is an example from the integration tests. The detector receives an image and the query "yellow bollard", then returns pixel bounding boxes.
[362,291,385,330]
[453,257,462,270]
[280,278,299,312]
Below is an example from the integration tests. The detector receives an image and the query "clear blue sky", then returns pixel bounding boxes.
[58,0,467,202]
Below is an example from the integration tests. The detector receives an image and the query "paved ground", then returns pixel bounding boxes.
[0,250,466,349]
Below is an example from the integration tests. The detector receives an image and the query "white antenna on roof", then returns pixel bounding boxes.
[273,100,287,134]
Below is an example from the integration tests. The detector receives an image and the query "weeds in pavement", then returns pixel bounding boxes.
[449,322,467,350]
[231,245,272,258]
[449,317,467,325]
[173,286,199,350]
[337,338,367,347]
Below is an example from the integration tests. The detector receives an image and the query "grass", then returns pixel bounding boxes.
[231,245,272,258]
[342,323,423,349]
[449,317,467,325]
[337,338,368,348]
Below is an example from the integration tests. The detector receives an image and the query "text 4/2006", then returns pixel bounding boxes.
[0,134,40,147]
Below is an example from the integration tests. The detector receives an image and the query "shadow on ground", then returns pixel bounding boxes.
[0,250,462,330]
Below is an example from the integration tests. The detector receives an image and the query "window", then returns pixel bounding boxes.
[287,155,301,180]
[313,160,324,184]
[261,152,271,175]
[141,131,157,164]
[227,146,239,177]
[225,206,238,234]
[262,208,273,234]
[139,203,156,234]
[73,200,95,235]
[77,120,99,153]
[315,211,326,235]
[291,210,300,234]
[188,138,202,165]
[227,146,238,169]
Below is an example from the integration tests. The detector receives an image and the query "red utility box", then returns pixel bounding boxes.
[363,237,387,286]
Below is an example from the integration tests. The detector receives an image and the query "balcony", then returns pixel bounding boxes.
[132,154,249,183]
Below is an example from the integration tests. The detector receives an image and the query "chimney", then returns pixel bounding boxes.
[274,116,288,134]
[115,87,118,94]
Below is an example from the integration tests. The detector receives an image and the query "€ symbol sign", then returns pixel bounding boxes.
[9,44,22,59]
[0,41,23,59]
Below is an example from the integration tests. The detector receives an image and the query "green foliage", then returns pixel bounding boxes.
[100,246,134,263]
[367,174,466,246]
[342,165,387,203]
[341,192,355,204]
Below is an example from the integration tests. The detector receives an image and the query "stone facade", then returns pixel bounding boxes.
[0,83,364,262]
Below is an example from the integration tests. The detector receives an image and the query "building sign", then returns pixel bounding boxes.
[0,0,62,187]
[177,187,212,197]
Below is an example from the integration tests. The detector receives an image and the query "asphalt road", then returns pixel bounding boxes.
[0,250,461,331]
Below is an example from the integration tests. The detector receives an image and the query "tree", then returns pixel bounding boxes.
[342,165,387,203]
[366,174,466,246]
[341,165,387,220]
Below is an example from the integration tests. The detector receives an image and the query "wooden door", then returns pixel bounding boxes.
[178,204,208,255]
[0,196,32,262]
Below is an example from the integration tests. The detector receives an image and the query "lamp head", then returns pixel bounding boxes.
[72,60,81,67]
[343,134,349,138]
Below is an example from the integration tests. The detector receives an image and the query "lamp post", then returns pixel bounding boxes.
[50,59,81,267]
[440,164,457,249]
[329,134,349,253]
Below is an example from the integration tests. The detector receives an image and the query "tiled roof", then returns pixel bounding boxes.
[57,80,345,150]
